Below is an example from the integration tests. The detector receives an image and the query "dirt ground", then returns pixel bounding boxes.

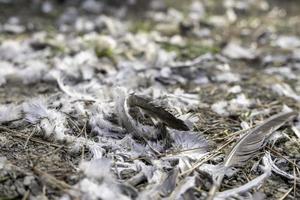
[0,0,300,199]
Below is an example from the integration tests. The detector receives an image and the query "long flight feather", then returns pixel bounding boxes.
[207,111,297,200]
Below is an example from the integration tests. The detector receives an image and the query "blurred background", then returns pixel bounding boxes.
[1,0,300,34]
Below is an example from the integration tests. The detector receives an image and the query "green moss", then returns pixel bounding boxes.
[95,47,114,59]
[130,21,153,33]
[161,41,220,59]
[183,44,220,58]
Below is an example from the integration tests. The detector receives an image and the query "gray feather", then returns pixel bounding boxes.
[114,88,157,140]
[215,153,272,199]
[224,111,297,167]
[127,94,190,131]
[208,111,298,200]
[159,168,178,197]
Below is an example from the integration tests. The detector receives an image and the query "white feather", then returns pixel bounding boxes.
[23,97,49,123]
[170,129,209,160]
[0,61,16,86]
[80,158,111,180]
[51,70,97,101]
[17,60,48,84]
[265,152,300,182]
[169,175,197,199]
[23,97,67,141]
[72,178,130,200]
[272,83,300,101]
[0,104,21,123]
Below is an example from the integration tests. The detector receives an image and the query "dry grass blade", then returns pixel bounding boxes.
[207,111,298,200]
[33,167,71,190]
[277,187,293,200]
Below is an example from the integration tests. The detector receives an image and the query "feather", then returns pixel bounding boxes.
[198,163,240,185]
[23,97,49,123]
[114,88,158,140]
[79,158,111,180]
[158,168,178,197]
[0,104,21,124]
[265,152,300,182]
[207,111,297,200]
[17,60,48,84]
[170,129,209,160]
[89,113,125,138]
[0,61,16,86]
[136,168,179,199]
[51,70,97,101]
[225,111,297,167]
[23,97,67,141]
[271,83,300,101]
[168,175,197,200]
[127,94,189,131]
[89,143,105,159]
[72,178,130,200]
[215,153,272,199]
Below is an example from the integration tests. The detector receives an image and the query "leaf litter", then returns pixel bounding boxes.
[0,0,300,199]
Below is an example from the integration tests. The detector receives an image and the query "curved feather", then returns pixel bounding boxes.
[224,111,297,167]
[127,94,189,131]
[114,88,157,140]
[215,153,272,199]
[208,111,298,200]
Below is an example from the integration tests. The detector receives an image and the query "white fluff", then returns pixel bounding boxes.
[222,42,256,60]
[0,61,16,85]
[272,83,300,102]
[170,129,208,160]
[17,60,48,84]
[276,35,300,50]
[228,85,242,94]
[211,94,253,116]
[23,98,49,123]
[265,67,296,80]
[80,158,111,180]
[68,158,130,200]
[211,101,229,116]
[51,71,96,101]
[0,157,8,170]
[72,178,130,200]
[215,72,240,83]
[23,97,67,141]
[0,104,21,124]
[89,112,124,138]
[88,143,105,159]
[228,94,253,112]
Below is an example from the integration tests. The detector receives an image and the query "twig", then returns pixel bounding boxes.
[222,126,255,140]
[81,145,85,161]
[33,167,72,191]
[179,138,235,177]
[0,126,62,148]
[293,160,297,198]
[22,190,30,200]
[24,127,36,149]
[277,187,293,200]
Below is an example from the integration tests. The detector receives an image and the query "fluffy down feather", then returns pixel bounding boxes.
[0,104,21,124]
[23,97,67,141]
